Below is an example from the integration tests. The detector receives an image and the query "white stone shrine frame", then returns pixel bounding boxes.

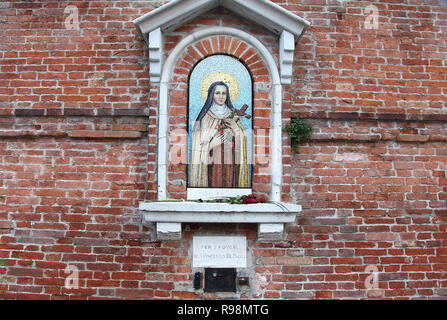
[160,26,282,201]
[134,0,310,241]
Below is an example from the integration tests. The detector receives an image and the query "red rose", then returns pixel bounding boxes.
[242,195,260,204]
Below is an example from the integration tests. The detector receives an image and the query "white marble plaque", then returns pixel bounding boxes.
[193,236,247,268]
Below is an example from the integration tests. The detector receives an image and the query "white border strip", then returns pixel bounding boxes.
[187,188,253,200]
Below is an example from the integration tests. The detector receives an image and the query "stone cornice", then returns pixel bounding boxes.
[140,201,302,241]
[133,0,310,43]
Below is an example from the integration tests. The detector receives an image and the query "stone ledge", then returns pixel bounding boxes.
[0,130,68,138]
[0,130,143,139]
[139,201,301,241]
[0,108,150,118]
[295,111,447,122]
[311,133,442,143]
[70,130,143,139]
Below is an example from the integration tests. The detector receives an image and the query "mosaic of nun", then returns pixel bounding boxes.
[189,81,250,188]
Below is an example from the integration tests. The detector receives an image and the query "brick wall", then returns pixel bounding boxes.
[0,0,446,300]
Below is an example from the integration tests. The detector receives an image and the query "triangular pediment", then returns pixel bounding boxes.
[134,0,310,43]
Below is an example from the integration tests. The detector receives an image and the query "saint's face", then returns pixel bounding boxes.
[213,85,227,105]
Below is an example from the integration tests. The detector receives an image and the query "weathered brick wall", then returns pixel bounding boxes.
[285,0,447,299]
[0,0,446,300]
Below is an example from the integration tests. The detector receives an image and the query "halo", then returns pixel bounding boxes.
[200,71,239,102]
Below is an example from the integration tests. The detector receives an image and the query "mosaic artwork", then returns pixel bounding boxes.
[188,55,253,188]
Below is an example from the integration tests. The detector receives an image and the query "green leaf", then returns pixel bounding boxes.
[283,117,313,153]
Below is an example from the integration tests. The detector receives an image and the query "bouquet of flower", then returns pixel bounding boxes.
[242,194,266,204]
[197,194,267,204]
[217,121,227,135]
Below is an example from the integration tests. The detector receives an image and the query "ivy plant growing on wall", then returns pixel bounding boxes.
[283,117,313,153]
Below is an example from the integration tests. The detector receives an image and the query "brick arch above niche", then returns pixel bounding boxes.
[169,37,271,201]
[174,36,270,84]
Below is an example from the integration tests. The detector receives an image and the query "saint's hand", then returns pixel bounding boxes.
[223,129,233,144]
[224,118,240,132]
[209,134,224,150]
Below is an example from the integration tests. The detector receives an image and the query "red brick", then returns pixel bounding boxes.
[8,267,43,277]
[396,134,429,142]
[172,291,198,299]
[367,233,399,241]
[0,221,14,229]
[316,291,333,299]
